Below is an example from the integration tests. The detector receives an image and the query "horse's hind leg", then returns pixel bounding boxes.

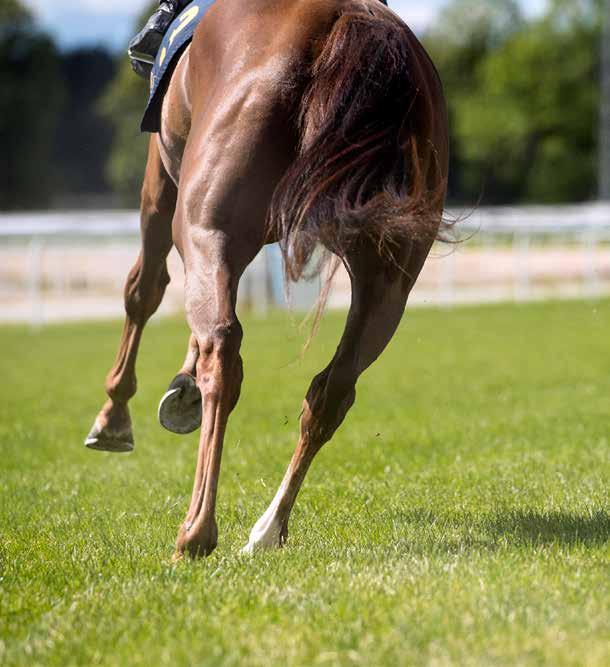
[85,137,176,452]
[173,227,260,558]
[243,240,432,551]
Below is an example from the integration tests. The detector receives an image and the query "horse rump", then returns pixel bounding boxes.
[268,7,449,282]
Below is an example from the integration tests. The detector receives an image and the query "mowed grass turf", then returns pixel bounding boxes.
[1,299,609,666]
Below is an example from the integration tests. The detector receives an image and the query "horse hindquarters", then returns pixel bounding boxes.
[269,6,449,283]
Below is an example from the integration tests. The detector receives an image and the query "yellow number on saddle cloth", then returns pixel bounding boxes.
[158,5,201,68]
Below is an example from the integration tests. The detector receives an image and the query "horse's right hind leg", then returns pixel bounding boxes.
[85,137,176,452]
[244,240,432,551]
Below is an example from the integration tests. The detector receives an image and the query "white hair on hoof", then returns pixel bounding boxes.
[242,489,286,554]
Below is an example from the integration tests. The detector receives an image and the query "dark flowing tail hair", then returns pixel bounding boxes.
[268,7,449,284]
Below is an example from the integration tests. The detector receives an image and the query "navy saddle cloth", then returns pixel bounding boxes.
[141,0,215,133]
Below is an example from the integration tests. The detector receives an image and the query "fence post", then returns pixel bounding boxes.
[514,232,531,302]
[438,246,456,306]
[27,237,44,328]
[584,227,600,297]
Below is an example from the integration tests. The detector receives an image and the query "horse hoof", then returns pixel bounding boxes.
[240,537,280,555]
[171,550,185,564]
[158,374,201,434]
[85,417,134,453]
[240,542,256,555]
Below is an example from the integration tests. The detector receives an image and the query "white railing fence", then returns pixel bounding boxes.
[1,204,609,325]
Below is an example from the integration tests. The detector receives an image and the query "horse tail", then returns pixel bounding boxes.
[269,7,449,283]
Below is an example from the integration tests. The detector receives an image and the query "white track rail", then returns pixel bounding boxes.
[1,204,610,325]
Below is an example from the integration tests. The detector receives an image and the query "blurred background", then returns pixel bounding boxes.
[1,0,609,323]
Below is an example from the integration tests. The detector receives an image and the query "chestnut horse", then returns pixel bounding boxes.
[86,0,448,559]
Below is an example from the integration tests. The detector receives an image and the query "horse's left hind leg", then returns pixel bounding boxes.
[244,241,431,551]
[85,138,176,452]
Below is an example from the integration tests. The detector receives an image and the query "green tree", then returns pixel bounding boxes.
[101,4,155,205]
[0,0,64,208]
[426,0,524,84]
[426,0,601,203]
[426,0,526,201]
[54,48,116,199]
[0,0,29,23]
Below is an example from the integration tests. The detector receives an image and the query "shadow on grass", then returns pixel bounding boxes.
[384,508,609,554]
[489,509,609,547]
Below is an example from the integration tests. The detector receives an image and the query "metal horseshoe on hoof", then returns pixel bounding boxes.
[158,375,202,434]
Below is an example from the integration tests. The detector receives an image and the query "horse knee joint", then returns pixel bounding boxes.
[302,361,357,445]
[200,322,243,356]
[309,362,356,405]
[327,364,357,397]
[124,262,169,322]
[195,321,243,399]
[212,322,243,351]
[124,285,144,322]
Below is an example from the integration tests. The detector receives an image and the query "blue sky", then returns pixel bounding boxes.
[23,0,547,51]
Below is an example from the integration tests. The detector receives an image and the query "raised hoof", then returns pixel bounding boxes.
[158,374,201,434]
[85,417,134,453]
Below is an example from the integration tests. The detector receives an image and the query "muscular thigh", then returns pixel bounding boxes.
[171,83,297,265]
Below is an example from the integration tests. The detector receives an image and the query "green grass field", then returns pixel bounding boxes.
[1,299,609,666]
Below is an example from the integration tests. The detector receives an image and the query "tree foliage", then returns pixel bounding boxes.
[0,0,602,208]
[426,0,601,203]
[53,48,117,199]
[0,0,64,208]
[100,61,150,205]
[100,3,155,205]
